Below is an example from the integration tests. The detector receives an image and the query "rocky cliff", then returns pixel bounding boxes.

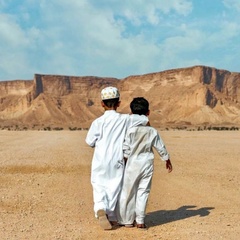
[0,65,239,130]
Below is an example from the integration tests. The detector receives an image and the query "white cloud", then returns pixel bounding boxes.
[0,14,29,46]
[203,20,240,49]
[223,0,240,12]
[0,0,194,79]
[0,0,240,80]
[107,0,193,26]
[0,14,33,79]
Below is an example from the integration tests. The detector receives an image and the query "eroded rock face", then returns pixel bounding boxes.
[0,65,240,129]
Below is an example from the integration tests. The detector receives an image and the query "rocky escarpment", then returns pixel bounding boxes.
[0,65,239,129]
[0,74,119,128]
[118,66,240,127]
[33,74,119,97]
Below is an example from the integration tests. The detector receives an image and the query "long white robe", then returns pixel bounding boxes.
[117,125,169,224]
[85,110,148,221]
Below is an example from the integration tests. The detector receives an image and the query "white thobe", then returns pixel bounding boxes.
[85,110,148,221]
[117,125,169,224]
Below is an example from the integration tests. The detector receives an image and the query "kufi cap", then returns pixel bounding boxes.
[101,86,120,100]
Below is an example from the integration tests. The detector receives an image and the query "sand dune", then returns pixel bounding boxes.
[0,130,239,239]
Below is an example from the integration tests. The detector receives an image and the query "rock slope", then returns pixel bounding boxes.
[0,65,239,129]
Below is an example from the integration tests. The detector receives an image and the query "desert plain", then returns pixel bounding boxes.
[0,130,239,240]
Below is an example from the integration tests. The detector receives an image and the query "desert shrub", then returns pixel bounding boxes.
[230,126,239,130]
[69,127,78,131]
[87,99,94,106]
[53,127,63,131]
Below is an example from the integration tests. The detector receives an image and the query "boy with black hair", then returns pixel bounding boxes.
[85,88,149,230]
[117,97,172,229]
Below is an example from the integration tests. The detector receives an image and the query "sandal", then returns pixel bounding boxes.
[124,224,134,228]
[136,223,148,230]
[110,221,120,227]
[97,209,112,230]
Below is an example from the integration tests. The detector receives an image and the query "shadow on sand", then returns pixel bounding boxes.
[146,205,214,227]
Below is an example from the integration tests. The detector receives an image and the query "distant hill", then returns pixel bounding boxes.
[0,65,240,130]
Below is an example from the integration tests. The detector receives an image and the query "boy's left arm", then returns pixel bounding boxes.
[166,159,173,173]
[153,132,173,172]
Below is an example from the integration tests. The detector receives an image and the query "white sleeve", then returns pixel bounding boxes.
[123,132,131,158]
[128,114,148,128]
[85,121,99,147]
[153,133,170,161]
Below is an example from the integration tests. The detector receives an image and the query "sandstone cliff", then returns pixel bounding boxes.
[0,66,239,129]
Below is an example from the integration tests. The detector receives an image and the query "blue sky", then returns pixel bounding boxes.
[0,0,240,81]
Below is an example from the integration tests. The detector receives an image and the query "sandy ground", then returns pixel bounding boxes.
[0,130,239,240]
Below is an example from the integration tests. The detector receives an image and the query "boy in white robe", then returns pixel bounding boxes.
[117,97,173,229]
[85,87,149,230]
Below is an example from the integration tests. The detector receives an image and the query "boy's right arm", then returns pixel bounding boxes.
[85,122,98,147]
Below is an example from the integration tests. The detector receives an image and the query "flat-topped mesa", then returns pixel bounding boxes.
[33,74,71,97]
[0,65,240,129]
[33,74,120,98]
[0,80,33,97]
[198,66,240,104]
[123,65,231,86]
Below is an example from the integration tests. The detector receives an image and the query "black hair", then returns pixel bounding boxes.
[130,97,149,115]
[102,98,120,108]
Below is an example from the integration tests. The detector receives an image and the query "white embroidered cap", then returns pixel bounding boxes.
[101,86,120,100]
